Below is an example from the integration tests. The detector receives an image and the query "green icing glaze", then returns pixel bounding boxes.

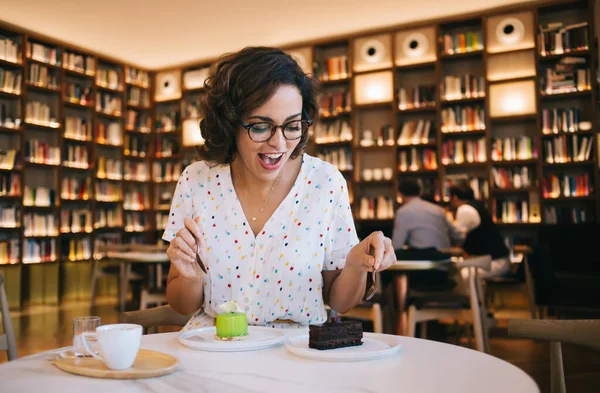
[215,312,248,338]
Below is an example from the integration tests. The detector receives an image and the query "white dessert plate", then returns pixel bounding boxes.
[285,332,402,361]
[178,326,286,352]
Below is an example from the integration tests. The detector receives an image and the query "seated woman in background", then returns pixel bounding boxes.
[449,181,511,278]
[162,46,396,329]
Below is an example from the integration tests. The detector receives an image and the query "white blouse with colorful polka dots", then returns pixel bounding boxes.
[162,153,359,328]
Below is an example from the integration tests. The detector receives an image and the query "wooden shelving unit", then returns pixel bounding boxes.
[0,0,597,308]
[0,24,153,308]
[301,0,597,237]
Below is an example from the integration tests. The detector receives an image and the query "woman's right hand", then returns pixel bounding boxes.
[166,217,206,279]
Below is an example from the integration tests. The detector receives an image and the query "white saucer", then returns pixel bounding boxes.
[178,326,286,352]
[285,332,402,361]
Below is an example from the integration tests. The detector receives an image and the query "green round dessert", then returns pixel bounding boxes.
[215,312,248,341]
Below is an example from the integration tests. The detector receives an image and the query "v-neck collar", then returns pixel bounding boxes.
[225,153,306,240]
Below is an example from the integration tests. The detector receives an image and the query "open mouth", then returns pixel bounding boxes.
[258,152,284,166]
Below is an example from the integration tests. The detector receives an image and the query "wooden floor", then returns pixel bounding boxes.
[1,299,599,393]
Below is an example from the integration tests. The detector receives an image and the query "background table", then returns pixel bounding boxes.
[0,331,539,393]
[387,259,453,335]
[91,249,170,312]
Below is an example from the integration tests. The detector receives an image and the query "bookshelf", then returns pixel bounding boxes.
[0,23,156,309]
[293,0,595,240]
[0,0,597,309]
[123,64,153,244]
[92,55,127,304]
[61,45,95,271]
[537,0,598,225]
[312,40,356,224]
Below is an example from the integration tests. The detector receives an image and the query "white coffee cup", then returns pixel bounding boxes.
[82,323,142,370]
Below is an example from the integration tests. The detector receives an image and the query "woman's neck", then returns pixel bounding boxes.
[233,155,302,197]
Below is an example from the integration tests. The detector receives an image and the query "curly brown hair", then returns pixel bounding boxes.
[196,46,320,165]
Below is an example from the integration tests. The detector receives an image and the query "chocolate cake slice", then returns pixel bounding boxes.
[308,320,363,350]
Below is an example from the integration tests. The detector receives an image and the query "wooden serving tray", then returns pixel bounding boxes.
[53,349,178,379]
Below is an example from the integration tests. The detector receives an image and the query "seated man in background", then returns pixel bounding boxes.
[449,181,510,278]
[392,179,463,289]
[392,178,463,255]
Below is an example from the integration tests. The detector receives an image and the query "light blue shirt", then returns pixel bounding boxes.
[392,197,463,250]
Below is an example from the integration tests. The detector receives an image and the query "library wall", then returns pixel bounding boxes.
[0,29,153,307]
[0,0,598,308]
[295,0,598,243]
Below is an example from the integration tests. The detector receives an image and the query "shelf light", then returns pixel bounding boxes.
[354,71,393,105]
[182,118,204,146]
[490,80,536,118]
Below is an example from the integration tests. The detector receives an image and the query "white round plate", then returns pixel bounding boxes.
[285,332,401,361]
[178,326,286,352]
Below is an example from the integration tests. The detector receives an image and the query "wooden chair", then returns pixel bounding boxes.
[0,272,17,360]
[324,301,384,333]
[121,304,193,334]
[90,243,167,310]
[326,271,385,333]
[341,272,384,333]
[484,245,539,319]
[406,255,492,353]
[508,319,600,393]
[140,263,168,310]
[341,302,384,334]
[139,287,168,310]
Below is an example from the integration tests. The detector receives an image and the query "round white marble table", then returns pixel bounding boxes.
[0,331,539,393]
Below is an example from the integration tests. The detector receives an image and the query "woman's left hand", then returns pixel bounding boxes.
[345,231,396,273]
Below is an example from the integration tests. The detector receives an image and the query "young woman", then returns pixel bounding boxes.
[163,46,395,329]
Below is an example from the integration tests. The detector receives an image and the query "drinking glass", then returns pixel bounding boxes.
[73,316,101,357]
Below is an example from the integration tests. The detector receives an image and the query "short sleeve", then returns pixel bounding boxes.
[322,175,359,271]
[455,204,481,234]
[161,163,204,242]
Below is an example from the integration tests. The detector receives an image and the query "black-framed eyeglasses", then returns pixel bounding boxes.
[240,109,313,143]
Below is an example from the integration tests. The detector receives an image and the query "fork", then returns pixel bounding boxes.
[365,269,377,301]
[365,245,378,301]
[195,248,207,274]
[191,231,207,274]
